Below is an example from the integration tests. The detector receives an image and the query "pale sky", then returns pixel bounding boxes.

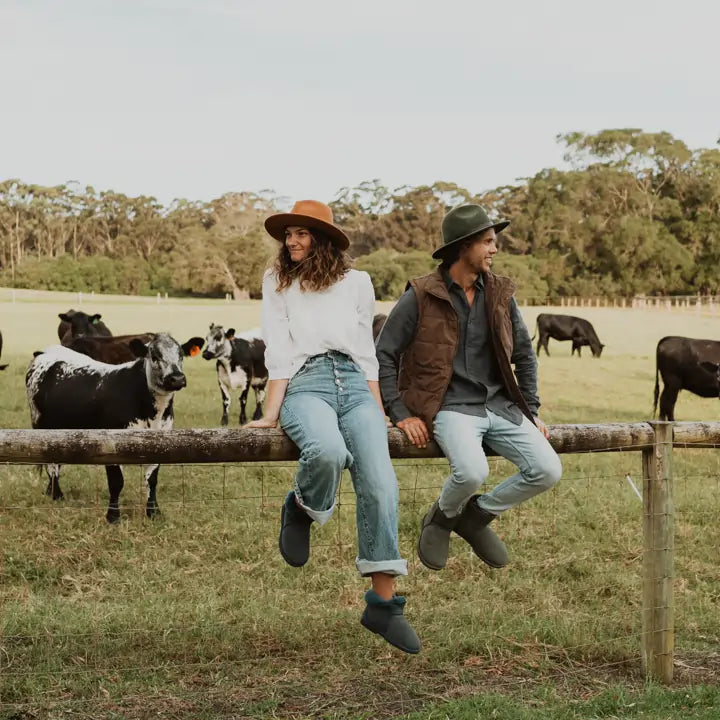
[2,0,719,207]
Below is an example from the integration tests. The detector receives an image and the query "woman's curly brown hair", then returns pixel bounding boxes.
[273,228,352,292]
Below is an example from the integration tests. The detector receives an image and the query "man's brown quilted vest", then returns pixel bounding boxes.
[397,269,535,428]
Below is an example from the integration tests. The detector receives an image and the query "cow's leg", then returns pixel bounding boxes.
[44,463,64,500]
[105,464,124,524]
[252,385,266,420]
[659,383,680,422]
[219,381,231,426]
[239,383,250,425]
[144,464,161,518]
[540,334,550,356]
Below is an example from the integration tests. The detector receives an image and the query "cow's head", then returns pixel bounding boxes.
[129,333,187,392]
[591,343,605,358]
[58,311,104,340]
[202,323,233,360]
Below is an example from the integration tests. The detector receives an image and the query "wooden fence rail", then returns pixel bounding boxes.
[3,420,720,684]
[1,421,719,465]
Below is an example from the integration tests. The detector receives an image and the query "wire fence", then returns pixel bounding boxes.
[1,425,719,716]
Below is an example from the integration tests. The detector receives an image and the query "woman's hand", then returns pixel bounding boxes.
[244,418,278,429]
[243,379,289,430]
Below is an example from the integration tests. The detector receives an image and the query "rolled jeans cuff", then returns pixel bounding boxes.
[295,494,335,526]
[355,557,408,578]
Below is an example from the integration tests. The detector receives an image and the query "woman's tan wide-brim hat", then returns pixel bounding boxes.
[264,200,350,250]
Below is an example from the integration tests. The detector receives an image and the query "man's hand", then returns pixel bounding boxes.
[534,416,550,439]
[244,418,278,429]
[396,417,430,448]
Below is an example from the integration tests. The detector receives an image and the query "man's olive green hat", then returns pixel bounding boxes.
[432,204,510,260]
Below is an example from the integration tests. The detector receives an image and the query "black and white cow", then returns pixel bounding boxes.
[26,333,193,523]
[202,324,268,425]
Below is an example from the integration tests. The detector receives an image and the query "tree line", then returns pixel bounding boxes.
[2,129,719,301]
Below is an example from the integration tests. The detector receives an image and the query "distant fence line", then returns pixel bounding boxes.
[4,285,720,311]
[520,294,720,311]
[3,421,720,684]
[0,288,239,305]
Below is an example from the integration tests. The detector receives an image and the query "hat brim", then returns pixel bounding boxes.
[264,213,350,251]
[432,220,510,259]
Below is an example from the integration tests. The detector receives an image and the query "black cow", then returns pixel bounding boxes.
[0,330,7,370]
[653,336,720,421]
[66,333,203,364]
[202,324,268,425]
[372,313,387,341]
[58,309,113,345]
[534,313,605,357]
[67,333,153,363]
[26,333,191,523]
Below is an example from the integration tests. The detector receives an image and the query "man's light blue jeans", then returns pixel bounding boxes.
[280,351,407,577]
[432,409,562,518]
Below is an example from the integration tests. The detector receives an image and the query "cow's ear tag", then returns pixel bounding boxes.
[190,346,200,357]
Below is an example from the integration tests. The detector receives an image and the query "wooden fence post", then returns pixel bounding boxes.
[641,420,674,684]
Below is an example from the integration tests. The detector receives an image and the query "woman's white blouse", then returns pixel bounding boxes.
[261,268,380,381]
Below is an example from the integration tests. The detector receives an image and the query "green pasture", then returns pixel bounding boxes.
[1,292,719,719]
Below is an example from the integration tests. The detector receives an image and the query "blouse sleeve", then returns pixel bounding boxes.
[354,271,380,381]
[261,270,293,380]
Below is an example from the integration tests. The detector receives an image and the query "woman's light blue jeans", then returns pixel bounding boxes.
[433,409,562,518]
[280,351,407,577]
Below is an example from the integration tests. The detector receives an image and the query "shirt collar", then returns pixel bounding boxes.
[441,268,485,291]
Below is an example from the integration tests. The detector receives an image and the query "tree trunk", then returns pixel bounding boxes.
[13,210,19,278]
[219,259,247,300]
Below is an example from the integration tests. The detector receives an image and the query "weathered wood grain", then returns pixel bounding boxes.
[0,421,700,464]
[642,421,674,684]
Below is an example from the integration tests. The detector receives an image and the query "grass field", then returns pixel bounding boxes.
[1,291,720,719]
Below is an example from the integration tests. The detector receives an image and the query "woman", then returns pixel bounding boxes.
[246,200,420,654]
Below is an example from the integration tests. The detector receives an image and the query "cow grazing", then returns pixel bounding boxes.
[0,330,7,370]
[372,313,387,341]
[202,323,268,425]
[653,336,720,421]
[534,313,605,357]
[58,310,113,345]
[26,333,193,523]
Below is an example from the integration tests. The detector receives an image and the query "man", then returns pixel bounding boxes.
[376,204,562,571]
